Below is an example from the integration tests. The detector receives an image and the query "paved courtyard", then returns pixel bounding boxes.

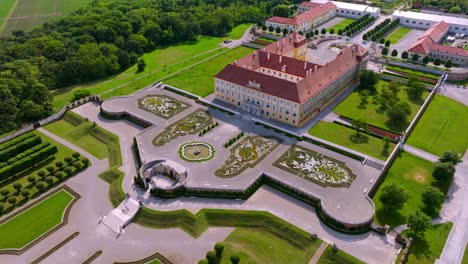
[102,86,381,226]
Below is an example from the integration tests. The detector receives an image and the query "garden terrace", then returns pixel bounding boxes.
[138,95,190,119]
[215,136,281,178]
[273,145,356,187]
[103,87,383,232]
[0,186,79,254]
[153,110,214,146]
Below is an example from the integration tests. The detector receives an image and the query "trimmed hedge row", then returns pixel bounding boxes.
[0,133,36,152]
[0,145,58,182]
[0,142,51,167]
[0,135,42,162]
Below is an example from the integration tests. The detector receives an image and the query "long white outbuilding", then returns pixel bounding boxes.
[393,11,468,34]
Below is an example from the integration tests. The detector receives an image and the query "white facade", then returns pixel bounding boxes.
[393,11,468,34]
[331,1,380,18]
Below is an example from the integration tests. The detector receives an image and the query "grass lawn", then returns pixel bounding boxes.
[328,18,354,32]
[1,0,93,36]
[308,122,395,160]
[386,27,411,44]
[44,112,121,166]
[334,79,429,132]
[372,152,438,227]
[164,46,254,97]
[462,243,468,264]
[0,130,77,211]
[407,95,468,156]
[317,245,364,264]
[52,24,252,109]
[402,222,452,264]
[0,190,74,249]
[0,0,16,31]
[386,65,440,80]
[219,227,320,264]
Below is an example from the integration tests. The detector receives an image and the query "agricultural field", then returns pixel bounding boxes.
[329,18,354,33]
[372,152,441,227]
[402,222,453,264]
[407,95,468,156]
[308,122,396,160]
[334,79,429,132]
[386,27,411,44]
[219,227,321,264]
[0,0,16,31]
[0,0,93,36]
[0,189,74,250]
[52,23,253,109]
[0,131,87,215]
[163,46,254,97]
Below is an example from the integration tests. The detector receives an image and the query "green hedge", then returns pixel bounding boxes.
[0,135,42,162]
[0,145,57,182]
[0,142,50,167]
[0,133,36,152]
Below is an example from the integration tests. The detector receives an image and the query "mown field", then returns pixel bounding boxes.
[52,23,252,109]
[1,0,94,36]
[386,27,411,44]
[0,0,16,31]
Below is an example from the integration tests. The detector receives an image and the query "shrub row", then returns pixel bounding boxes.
[364,18,399,42]
[0,133,36,152]
[0,135,42,162]
[0,145,58,182]
[224,131,244,148]
[199,122,219,136]
[343,14,375,37]
[0,156,88,214]
[0,142,51,167]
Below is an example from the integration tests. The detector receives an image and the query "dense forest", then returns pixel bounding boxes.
[416,0,467,14]
[0,0,292,134]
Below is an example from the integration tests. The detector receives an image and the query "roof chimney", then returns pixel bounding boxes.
[279,56,282,63]
[267,52,270,60]
[234,60,237,65]
[314,65,317,72]
[304,61,307,69]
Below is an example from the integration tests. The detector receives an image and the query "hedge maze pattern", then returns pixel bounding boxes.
[153,110,214,146]
[138,95,190,119]
[273,145,356,187]
[215,136,281,178]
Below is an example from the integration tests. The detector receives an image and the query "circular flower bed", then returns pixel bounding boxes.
[179,142,215,162]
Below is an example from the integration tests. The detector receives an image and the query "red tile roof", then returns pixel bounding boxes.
[266,2,336,26]
[215,34,368,103]
[262,32,307,55]
[430,44,468,56]
[408,37,434,54]
[299,1,322,8]
[418,21,449,43]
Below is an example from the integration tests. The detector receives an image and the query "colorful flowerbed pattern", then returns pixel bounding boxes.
[215,136,281,177]
[153,110,214,146]
[138,95,190,119]
[273,145,356,187]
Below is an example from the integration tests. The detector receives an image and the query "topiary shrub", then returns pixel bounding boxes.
[64,167,73,174]
[27,176,36,183]
[55,171,64,179]
[0,203,4,212]
[13,183,22,192]
[46,166,55,172]
[21,189,30,198]
[55,161,64,167]
[64,157,72,163]
[214,242,225,257]
[72,161,82,169]
[45,177,54,184]
[206,251,215,264]
[7,196,16,205]
[81,158,90,165]
[230,254,240,264]
[1,189,9,197]
[35,182,44,190]
[37,170,46,177]
[72,152,80,159]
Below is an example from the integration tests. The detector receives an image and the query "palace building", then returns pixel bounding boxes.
[214,33,369,127]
